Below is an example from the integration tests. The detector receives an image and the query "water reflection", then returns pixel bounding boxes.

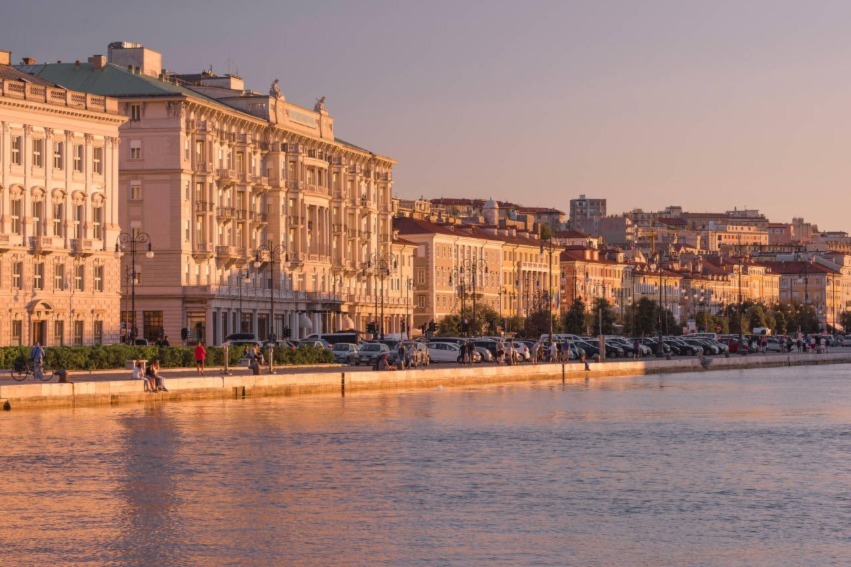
[0,365,849,565]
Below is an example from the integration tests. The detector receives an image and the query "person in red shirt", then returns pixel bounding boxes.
[194,342,207,376]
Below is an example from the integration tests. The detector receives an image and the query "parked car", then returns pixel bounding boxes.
[511,341,531,361]
[331,343,359,364]
[354,342,391,366]
[133,338,150,346]
[298,339,332,350]
[428,342,481,363]
[718,336,750,354]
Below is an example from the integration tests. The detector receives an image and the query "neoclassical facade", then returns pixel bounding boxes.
[0,53,125,346]
[24,43,409,344]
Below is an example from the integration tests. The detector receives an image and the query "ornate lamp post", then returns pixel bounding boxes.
[648,253,664,354]
[237,269,251,333]
[115,232,154,343]
[456,256,488,337]
[405,277,413,338]
[253,243,288,342]
[364,252,396,339]
[540,237,556,347]
[449,267,467,336]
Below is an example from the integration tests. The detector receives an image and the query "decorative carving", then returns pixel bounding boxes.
[269,79,283,99]
[314,96,326,112]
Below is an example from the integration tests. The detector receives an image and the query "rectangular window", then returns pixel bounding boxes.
[11,135,22,165]
[73,321,84,345]
[32,139,44,167]
[236,151,245,173]
[53,141,64,169]
[75,264,85,291]
[94,265,104,292]
[130,181,142,201]
[54,263,65,291]
[74,145,83,172]
[195,140,204,164]
[34,262,44,290]
[12,320,23,346]
[93,321,103,345]
[130,103,141,122]
[11,198,22,234]
[92,147,103,174]
[92,207,103,240]
[12,262,23,290]
[53,320,65,347]
[53,203,64,237]
[130,140,142,160]
[32,200,44,236]
[73,204,84,239]
[143,311,164,343]
[184,139,190,160]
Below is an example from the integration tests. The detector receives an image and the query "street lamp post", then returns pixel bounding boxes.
[648,253,664,355]
[449,267,467,336]
[237,269,251,333]
[254,243,288,374]
[458,256,488,337]
[115,232,154,344]
[405,277,413,338]
[540,237,556,348]
[365,252,396,339]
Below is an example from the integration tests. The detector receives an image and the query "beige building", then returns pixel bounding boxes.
[24,42,408,344]
[0,52,125,346]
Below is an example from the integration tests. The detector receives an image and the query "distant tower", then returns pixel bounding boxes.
[483,197,499,225]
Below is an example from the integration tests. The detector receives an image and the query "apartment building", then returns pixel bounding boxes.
[0,51,125,346]
[23,42,408,344]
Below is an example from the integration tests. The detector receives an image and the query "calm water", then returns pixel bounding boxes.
[1,366,849,566]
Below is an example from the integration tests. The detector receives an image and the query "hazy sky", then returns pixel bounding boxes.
[4,0,851,229]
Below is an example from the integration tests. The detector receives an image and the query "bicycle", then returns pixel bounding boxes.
[10,359,53,382]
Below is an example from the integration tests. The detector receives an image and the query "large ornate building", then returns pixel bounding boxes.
[0,51,125,346]
[23,42,409,344]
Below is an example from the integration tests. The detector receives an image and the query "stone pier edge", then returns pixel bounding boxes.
[1,353,849,411]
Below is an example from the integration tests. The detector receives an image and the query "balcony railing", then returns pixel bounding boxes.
[216,245,241,259]
[235,209,249,221]
[192,242,215,258]
[71,238,96,256]
[0,79,118,114]
[218,168,237,180]
[30,235,60,254]
[196,201,214,213]
[216,206,235,220]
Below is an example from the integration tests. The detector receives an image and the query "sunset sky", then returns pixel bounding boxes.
[5,0,851,228]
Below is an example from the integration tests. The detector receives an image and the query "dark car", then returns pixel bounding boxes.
[354,342,391,366]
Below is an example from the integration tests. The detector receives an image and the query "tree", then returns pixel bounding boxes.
[632,297,659,337]
[504,315,525,335]
[562,298,587,335]
[540,225,554,241]
[436,304,500,337]
[590,298,617,335]
[747,305,768,332]
[524,309,560,339]
[839,310,851,332]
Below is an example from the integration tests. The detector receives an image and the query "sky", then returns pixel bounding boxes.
[4,0,851,229]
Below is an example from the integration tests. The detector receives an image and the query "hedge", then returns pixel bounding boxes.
[0,344,334,371]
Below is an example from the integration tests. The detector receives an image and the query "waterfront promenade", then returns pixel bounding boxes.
[2,350,850,411]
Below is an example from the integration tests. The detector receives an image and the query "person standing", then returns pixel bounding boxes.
[30,342,46,381]
[194,341,207,376]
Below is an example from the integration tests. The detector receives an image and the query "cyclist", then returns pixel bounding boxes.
[30,342,45,381]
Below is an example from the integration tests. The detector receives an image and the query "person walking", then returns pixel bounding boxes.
[194,341,207,376]
[30,342,46,381]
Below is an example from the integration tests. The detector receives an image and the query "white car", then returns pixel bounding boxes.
[428,342,481,363]
[511,341,531,361]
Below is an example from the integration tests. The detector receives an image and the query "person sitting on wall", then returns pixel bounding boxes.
[377,353,396,371]
[145,360,168,392]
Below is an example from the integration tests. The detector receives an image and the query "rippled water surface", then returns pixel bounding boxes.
[1,366,850,566]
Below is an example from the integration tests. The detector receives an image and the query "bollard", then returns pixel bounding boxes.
[55,369,69,383]
[341,373,346,396]
[223,344,230,375]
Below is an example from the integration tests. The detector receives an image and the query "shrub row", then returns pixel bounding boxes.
[0,344,334,371]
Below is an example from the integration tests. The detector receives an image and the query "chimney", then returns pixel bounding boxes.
[21,57,36,65]
[88,55,107,69]
[0,50,10,66]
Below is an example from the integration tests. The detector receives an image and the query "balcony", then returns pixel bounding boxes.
[216,206,235,221]
[359,231,373,241]
[216,245,241,260]
[235,209,249,221]
[239,172,254,184]
[30,235,60,255]
[192,242,215,260]
[285,180,300,190]
[196,201,214,213]
[346,228,357,239]
[289,216,303,226]
[253,212,268,225]
[217,169,238,182]
[0,233,23,251]
[254,176,269,188]
[71,238,96,257]
[304,184,329,196]
[195,162,213,173]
